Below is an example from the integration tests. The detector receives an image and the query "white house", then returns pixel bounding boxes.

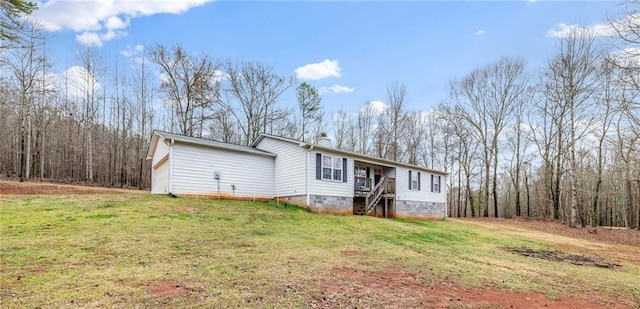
[147,130,448,219]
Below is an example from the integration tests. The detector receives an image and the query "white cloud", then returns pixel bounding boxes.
[547,14,640,38]
[76,29,125,47]
[367,100,387,115]
[475,29,485,36]
[320,84,355,94]
[546,23,615,38]
[121,44,145,58]
[33,0,214,46]
[76,32,103,47]
[213,69,229,82]
[121,44,147,64]
[51,66,102,99]
[158,72,170,84]
[105,16,129,30]
[295,59,341,80]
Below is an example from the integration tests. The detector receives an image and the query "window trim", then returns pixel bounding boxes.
[408,170,421,191]
[411,172,418,190]
[321,154,343,182]
[431,174,441,193]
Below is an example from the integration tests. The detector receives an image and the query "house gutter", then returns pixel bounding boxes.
[306,144,314,206]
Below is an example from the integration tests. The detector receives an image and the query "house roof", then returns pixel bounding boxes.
[146,130,276,160]
[252,133,448,175]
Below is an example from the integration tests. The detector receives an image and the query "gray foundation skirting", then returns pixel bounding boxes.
[396,200,446,217]
[307,195,353,213]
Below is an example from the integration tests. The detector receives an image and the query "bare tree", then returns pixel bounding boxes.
[403,111,426,165]
[506,97,530,217]
[332,109,350,150]
[1,24,46,181]
[530,84,560,219]
[439,103,479,217]
[220,60,293,144]
[150,44,220,137]
[587,60,621,228]
[543,28,601,227]
[356,101,376,155]
[130,47,155,188]
[449,57,529,217]
[378,82,407,161]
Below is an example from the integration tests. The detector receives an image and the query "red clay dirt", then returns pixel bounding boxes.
[311,267,630,309]
[149,280,187,298]
[0,180,143,195]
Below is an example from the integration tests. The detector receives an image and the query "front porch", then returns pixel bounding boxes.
[352,163,396,217]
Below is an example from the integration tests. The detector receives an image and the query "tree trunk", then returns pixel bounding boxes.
[25,115,31,179]
[40,129,45,180]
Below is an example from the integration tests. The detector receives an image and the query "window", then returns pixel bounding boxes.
[411,172,418,190]
[408,170,421,190]
[322,156,332,179]
[321,155,343,181]
[431,175,441,193]
[333,157,342,181]
[354,166,367,178]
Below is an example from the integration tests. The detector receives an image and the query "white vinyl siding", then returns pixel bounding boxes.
[395,167,446,204]
[253,138,306,197]
[151,160,169,194]
[152,138,170,166]
[171,143,274,197]
[309,151,353,198]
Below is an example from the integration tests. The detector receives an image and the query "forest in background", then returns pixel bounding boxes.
[1,1,638,228]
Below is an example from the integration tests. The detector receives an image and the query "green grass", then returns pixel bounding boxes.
[1,194,638,308]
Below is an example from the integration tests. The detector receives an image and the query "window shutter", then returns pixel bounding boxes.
[342,158,347,183]
[366,167,370,178]
[438,175,442,193]
[418,172,421,191]
[408,170,412,190]
[316,153,321,180]
[431,174,434,192]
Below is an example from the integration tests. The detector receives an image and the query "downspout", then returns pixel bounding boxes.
[168,139,175,194]
[306,144,314,207]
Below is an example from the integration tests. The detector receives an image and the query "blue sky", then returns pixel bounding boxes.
[33,0,622,113]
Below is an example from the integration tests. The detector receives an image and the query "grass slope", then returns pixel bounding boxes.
[1,194,638,308]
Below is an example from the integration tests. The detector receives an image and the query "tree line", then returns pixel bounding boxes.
[0,1,638,228]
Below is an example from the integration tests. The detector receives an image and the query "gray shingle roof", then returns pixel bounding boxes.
[253,133,448,175]
[154,131,276,157]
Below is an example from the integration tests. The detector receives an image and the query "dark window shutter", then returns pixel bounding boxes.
[431,174,434,192]
[418,172,421,191]
[438,176,441,193]
[366,167,370,178]
[342,158,347,182]
[408,170,412,190]
[316,153,321,180]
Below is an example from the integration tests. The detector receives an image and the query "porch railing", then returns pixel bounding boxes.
[365,176,387,215]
